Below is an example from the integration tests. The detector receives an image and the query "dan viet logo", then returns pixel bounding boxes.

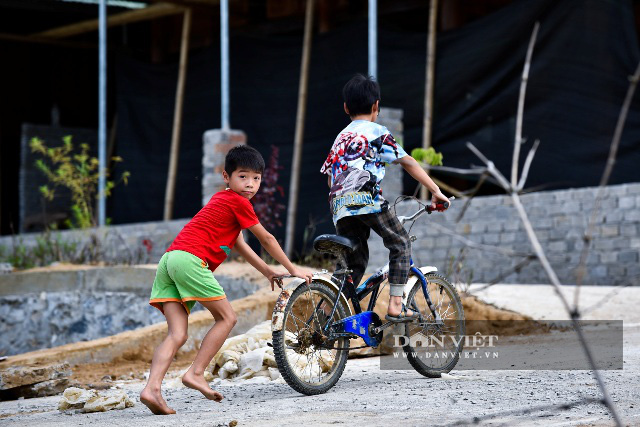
[392,332,500,360]
[394,332,499,350]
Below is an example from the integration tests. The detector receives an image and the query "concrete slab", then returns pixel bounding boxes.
[468,283,640,323]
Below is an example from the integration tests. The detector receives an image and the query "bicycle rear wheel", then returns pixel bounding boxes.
[403,273,465,377]
[272,281,350,395]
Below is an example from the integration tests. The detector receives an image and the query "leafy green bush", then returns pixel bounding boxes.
[29,135,130,229]
[411,147,443,166]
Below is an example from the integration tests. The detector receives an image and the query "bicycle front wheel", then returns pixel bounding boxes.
[403,273,465,377]
[272,281,350,395]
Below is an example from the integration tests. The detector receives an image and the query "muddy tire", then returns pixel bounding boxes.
[272,281,350,395]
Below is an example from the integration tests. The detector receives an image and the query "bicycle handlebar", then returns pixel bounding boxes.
[398,196,455,225]
[426,200,450,213]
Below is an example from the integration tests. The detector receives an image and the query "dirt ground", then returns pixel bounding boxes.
[62,289,531,387]
[1,266,638,426]
[0,325,637,426]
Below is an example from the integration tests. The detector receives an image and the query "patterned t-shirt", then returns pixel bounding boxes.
[320,120,407,224]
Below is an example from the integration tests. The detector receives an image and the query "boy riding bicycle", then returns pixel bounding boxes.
[320,74,449,322]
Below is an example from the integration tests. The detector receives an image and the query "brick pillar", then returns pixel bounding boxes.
[202,129,246,205]
[377,107,404,204]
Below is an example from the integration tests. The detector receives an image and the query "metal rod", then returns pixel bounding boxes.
[420,0,438,200]
[220,0,230,130]
[368,0,377,78]
[163,9,192,220]
[98,0,107,227]
[284,0,314,257]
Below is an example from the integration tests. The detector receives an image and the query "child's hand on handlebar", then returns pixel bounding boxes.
[430,191,450,212]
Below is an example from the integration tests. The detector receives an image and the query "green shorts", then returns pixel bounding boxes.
[149,250,226,315]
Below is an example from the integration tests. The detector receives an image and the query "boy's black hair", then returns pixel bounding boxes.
[224,145,265,175]
[343,74,380,117]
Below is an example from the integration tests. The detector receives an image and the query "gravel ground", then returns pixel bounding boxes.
[1,284,638,427]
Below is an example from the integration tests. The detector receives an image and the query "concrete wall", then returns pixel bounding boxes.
[0,219,188,267]
[0,267,260,356]
[367,182,640,286]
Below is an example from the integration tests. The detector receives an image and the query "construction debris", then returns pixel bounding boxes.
[58,387,134,413]
[0,363,74,401]
[207,320,279,382]
[0,363,71,390]
[205,321,333,384]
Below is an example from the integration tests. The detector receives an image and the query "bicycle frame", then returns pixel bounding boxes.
[322,259,438,332]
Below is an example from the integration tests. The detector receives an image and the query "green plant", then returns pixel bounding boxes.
[411,147,443,166]
[30,135,130,229]
[5,237,34,270]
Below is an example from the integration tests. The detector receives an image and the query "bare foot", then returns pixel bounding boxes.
[387,299,417,319]
[182,370,224,402]
[140,387,176,415]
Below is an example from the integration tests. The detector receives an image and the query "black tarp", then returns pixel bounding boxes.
[112,0,640,251]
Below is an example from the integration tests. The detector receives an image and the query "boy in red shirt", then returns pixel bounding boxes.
[140,145,312,415]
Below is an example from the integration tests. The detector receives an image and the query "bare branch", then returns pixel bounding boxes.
[456,22,626,425]
[427,165,487,175]
[431,177,466,199]
[517,139,540,191]
[448,397,603,426]
[466,142,512,190]
[574,60,640,308]
[511,22,540,186]
[510,188,622,426]
[455,173,490,222]
[580,279,639,316]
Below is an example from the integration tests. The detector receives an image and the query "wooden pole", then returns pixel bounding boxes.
[163,9,192,220]
[284,0,314,257]
[420,0,438,200]
[32,3,185,39]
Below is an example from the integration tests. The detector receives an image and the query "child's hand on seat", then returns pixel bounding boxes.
[290,267,314,284]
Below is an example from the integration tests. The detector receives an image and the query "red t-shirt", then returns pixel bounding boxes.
[167,189,260,272]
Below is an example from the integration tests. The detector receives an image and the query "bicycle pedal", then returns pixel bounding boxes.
[373,321,396,335]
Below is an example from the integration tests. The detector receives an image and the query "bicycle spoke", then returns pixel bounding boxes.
[440,304,453,319]
[306,351,313,381]
[313,351,323,382]
[293,349,304,368]
[307,289,324,330]
[435,286,445,311]
[288,312,311,330]
[316,349,331,371]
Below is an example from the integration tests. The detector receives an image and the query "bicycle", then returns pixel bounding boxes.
[270,197,465,395]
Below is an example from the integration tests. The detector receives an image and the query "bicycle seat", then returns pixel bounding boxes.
[313,234,358,254]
